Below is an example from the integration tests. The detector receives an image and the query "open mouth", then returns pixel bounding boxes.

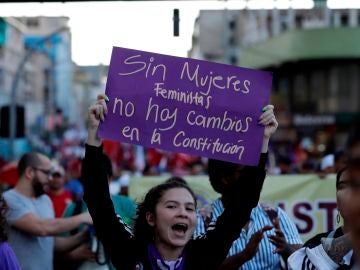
[172,223,188,234]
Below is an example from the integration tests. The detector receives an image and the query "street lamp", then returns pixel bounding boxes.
[9,26,68,161]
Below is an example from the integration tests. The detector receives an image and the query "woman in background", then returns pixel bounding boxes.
[288,167,355,269]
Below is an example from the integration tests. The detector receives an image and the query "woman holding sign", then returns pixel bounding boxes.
[81,94,277,270]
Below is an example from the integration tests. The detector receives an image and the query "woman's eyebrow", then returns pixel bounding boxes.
[164,200,179,204]
[164,200,195,206]
[185,202,196,207]
[338,180,346,184]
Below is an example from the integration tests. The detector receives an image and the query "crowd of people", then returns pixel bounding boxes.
[0,109,346,185]
[0,93,359,270]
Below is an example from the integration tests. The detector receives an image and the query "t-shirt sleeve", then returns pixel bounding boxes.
[3,191,32,225]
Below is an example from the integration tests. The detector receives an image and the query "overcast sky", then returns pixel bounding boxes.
[0,1,352,65]
[0,1,217,66]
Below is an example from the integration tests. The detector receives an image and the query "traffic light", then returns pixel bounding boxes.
[173,9,180,37]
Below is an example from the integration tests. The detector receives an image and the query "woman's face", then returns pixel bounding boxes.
[347,167,360,232]
[337,169,353,224]
[147,187,197,252]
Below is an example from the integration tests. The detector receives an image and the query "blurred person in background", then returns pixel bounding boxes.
[109,163,131,197]
[334,149,347,173]
[0,161,19,192]
[298,159,317,174]
[347,159,360,267]
[318,154,335,179]
[47,161,73,217]
[3,151,93,270]
[320,154,335,174]
[346,116,360,159]
[0,192,21,270]
[64,158,84,202]
[167,152,205,176]
[288,115,360,268]
[345,116,360,265]
[195,105,302,269]
[277,155,294,174]
[288,167,355,269]
[144,147,169,175]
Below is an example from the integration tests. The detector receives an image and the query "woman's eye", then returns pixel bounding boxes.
[186,207,195,212]
[167,205,176,209]
[338,183,349,189]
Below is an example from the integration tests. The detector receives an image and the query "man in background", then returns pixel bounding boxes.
[47,161,73,217]
[3,151,92,270]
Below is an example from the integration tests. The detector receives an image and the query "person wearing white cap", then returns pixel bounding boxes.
[320,154,335,174]
[47,161,73,218]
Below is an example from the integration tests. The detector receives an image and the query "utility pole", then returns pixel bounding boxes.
[9,26,68,161]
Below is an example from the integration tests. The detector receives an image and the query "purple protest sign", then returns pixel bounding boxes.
[98,47,272,165]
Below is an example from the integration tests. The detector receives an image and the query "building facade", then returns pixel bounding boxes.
[189,7,360,158]
[19,16,74,124]
[0,16,74,160]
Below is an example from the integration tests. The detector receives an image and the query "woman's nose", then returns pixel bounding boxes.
[178,206,189,217]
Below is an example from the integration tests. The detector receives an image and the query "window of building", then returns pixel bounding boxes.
[293,73,310,112]
[228,20,236,30]
[26,18,39,28]
[295,15,303,28]
[326,66,339,113]
[310,70,325,113]
[277,77,291,111]
[229,56,237,65]
[266,15,273,37]
[340,13,349,26]
[279,10,289,32]
[228,36,236,46]
[338,65,353,111]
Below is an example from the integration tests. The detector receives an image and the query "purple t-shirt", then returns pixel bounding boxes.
[0,241,21,270]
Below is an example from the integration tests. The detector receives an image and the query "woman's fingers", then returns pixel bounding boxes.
[89,94,108,122]
[259,115,276,127]
[89,105,99,120]
[97,93,108,101]
[262,104,274,112]
[259,105,276,125]
[99,98,108,113]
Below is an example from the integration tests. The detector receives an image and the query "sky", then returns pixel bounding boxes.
[0,0,353,66]
[0,1,234,66]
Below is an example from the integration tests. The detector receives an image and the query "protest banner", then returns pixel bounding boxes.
[99,47,272,165]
